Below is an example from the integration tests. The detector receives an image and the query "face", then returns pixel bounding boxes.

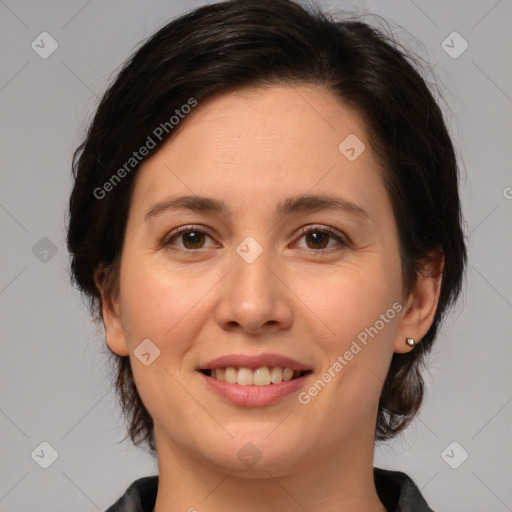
[102,85,422,476]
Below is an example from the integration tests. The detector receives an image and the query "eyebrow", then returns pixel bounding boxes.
[144,194,370,222]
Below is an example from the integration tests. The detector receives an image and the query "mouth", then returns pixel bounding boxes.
[197,353,313,406]
[199,366,311,386]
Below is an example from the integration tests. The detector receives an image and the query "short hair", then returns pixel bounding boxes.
[67,0,467,451]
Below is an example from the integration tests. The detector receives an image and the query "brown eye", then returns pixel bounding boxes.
[179,230,206,249]
[163,226,216,251]
[294,226,348,254]
[304,230,330,249]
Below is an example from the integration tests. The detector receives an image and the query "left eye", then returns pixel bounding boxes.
[293,226,347,252]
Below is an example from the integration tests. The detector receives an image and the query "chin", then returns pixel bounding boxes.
[201,429,311,477]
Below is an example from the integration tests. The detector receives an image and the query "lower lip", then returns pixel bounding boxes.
[200,372,310,407]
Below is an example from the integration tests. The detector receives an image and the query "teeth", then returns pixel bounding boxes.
[283,368,294,381]
[270,366,283,384]
[208,366,302,385]
[224,367,237,384]
[253,367,271,386]
[237,367,253,386]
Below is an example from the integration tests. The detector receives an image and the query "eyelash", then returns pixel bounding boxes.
[162,224,349,255]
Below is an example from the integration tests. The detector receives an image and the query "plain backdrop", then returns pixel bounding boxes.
[0,1,511,511]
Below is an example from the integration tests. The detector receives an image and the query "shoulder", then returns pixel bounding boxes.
[105,475,158,512]
[374,467,436,512]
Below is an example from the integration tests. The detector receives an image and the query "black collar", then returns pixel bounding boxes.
[106,467,435,512]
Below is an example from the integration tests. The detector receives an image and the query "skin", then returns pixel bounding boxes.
[96,85,443,512]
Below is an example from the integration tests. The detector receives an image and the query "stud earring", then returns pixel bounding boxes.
[406,337,416,347]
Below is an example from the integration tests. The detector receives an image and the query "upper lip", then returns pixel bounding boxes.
[199,353,312,372]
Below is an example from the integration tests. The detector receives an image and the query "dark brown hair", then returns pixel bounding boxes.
[67,0,466,452]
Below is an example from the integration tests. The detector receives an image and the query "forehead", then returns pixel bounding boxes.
[163,85,369,164]
[132,85,386,219]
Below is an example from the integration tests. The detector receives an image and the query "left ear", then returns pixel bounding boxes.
[394,251,444,354]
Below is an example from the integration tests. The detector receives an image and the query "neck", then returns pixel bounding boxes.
[153,422,387,512]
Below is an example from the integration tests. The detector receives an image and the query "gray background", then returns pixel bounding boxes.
[1,0,511,510]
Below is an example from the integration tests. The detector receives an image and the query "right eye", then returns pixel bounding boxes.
[162,225,218,251]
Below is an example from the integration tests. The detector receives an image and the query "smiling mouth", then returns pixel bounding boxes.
[200,366,311,386]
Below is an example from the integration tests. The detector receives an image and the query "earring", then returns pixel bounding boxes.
[406,337,416,347]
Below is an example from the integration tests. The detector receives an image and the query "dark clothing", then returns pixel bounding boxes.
[105,467,435,512]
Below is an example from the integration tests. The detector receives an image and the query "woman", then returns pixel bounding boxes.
[67,0,466,510]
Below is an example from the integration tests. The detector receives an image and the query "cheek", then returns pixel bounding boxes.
[119,256,209,345]
[294,257,401,338]
[117,258,211,423]
[293,256,402,401]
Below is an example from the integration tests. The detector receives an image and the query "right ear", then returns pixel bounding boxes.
[94,264,130,356]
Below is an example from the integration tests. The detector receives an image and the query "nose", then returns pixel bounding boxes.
[214,244,294,336]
